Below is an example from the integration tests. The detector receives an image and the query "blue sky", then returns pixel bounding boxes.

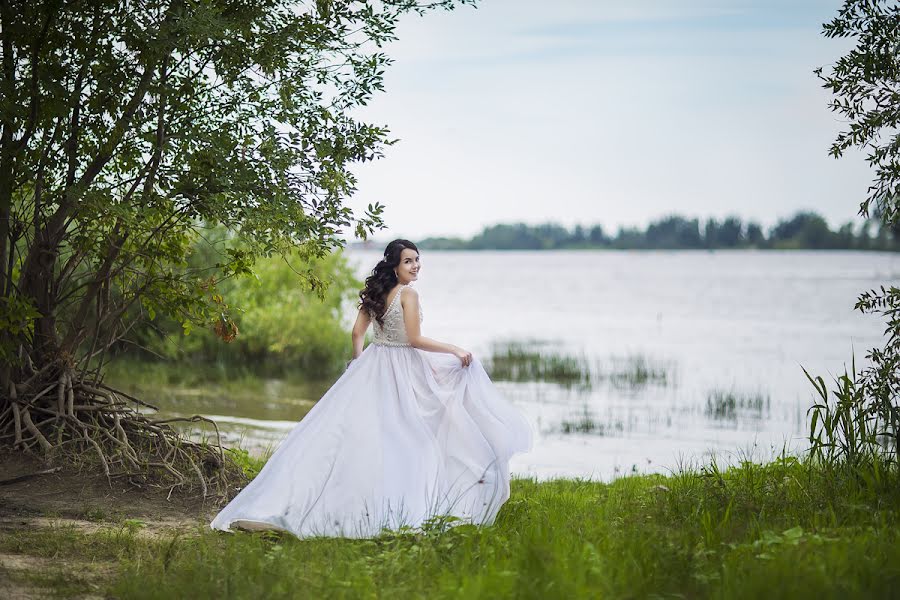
[349,0,872,239]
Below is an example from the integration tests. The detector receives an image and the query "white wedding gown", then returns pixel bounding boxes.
[210,285,533,538]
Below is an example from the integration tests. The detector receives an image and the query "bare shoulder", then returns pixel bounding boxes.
[400,286,419,305]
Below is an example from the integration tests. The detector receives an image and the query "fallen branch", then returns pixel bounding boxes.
[0,466,62,486]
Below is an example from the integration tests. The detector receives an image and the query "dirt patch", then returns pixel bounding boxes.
[0,551,116,600]
[0,515,200,541]
[0,552,53,600]
[0,450,222,524]
[0,449,233,597]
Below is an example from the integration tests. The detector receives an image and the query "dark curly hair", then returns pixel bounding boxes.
[359,239,419,326]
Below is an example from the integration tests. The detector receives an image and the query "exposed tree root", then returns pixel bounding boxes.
[0,362,245,503]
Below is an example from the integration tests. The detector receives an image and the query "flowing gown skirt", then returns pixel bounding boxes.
[210,344,533,538]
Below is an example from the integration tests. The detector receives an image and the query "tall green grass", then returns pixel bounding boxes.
[3,457,891,599]
[804,357,886,472]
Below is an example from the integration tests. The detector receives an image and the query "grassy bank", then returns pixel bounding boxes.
[2,457,897,599]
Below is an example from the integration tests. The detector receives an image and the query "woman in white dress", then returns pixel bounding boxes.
[210,239,532,538]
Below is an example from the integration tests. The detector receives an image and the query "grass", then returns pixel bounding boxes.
[0,521,150,560]
[225,447,271,479]
[4,457,898,599]
[6,568,99,599]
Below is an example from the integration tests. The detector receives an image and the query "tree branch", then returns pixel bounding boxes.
[12,4,57,155]
[60,218,127,351]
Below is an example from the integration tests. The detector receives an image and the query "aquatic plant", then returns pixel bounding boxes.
[705,390,770,421]
[558,406,624,436]
[485,341,592,388]
[601,355,671,389]
[485,341,673,393]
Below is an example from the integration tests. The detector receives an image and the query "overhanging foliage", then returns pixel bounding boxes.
[0,0,474,493]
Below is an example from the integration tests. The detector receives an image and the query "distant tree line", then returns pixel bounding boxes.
[418,212,900,251]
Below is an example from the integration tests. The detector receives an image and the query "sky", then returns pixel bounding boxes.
[347,0,873,240]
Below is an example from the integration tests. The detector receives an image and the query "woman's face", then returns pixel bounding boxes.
[394,248,420,284]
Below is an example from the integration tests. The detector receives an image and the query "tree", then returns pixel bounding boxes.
[588,224,608,246]
[816,1,900,227]
[770,212,832,249]
[470,223,547,250]
[745,222,765,248]
[718,216,744,248]
[811,0,900,462]
[0,0,473,494]
[612,226,644,249]
[836,222,856,249]
[645,215,702,249]
[571,224,586,246]
[533,223,571,249]
[703,218,721,249]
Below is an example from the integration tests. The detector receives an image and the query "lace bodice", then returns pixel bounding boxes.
[372,285,423,347]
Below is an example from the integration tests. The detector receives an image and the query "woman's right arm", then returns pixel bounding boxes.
[401,288,473,367]
[350,309,371,360]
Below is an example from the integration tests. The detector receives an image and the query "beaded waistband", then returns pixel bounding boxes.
[372,340,412,347]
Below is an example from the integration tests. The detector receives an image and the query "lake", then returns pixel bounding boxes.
[113,250,900,480]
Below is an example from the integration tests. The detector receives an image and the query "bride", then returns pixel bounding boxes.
[210,239,532,538]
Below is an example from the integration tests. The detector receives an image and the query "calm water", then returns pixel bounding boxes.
[120,250,900,480]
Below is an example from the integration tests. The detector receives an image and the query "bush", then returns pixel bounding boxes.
[126,235,361,379]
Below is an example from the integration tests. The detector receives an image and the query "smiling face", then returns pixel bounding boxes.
[394,248,420,285]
